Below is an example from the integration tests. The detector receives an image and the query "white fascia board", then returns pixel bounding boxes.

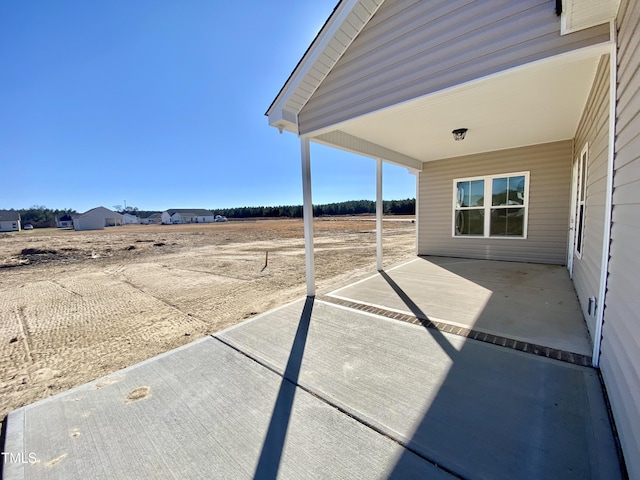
[268,108,298,134]
[267,0,383,133]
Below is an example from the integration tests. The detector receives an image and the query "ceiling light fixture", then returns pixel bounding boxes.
[452,128,468,141]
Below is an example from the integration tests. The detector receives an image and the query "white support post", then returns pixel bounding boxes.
[592,22,617,368]
[414,170,420,255]
[376,158,383,271]
[301,137,315,297]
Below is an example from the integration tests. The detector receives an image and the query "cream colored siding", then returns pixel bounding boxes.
[600,1,640,478]
[418,141,571,264]
[298,0,609,135]
[572,55,610,339]
[271,0,385,128]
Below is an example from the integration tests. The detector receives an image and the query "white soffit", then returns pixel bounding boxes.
[315,46,608,163]
[562,0,621,34]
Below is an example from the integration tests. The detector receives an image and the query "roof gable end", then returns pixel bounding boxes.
[266,0,384,134]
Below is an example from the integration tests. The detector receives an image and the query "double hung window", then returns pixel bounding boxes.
[574,147,588,258]
[453,172,529,238]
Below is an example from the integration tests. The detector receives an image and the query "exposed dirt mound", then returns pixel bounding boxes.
[21,248,58,255]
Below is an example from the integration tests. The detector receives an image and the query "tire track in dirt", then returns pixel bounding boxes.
[15,306,34,367]
[106,268,209,328]
[49,279,84,297]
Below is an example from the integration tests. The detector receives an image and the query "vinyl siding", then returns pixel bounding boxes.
[572,55,610,340]
[281,0,384,115]
[0,221,20,232]
[600,1,640,477]
[417,141,571,264]
[298,0,609,135]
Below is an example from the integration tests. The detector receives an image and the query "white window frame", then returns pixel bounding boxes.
[574,145,588,259]
[452,171,530,239]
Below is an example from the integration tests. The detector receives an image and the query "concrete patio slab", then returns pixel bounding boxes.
[1,334,453,480]
[2,296,622,479]
[327,257,592,356]
[217,299,622,480]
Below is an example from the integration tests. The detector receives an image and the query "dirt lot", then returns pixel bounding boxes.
[0,218,414,419]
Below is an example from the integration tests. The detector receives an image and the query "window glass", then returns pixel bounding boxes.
[470,180,484,206]
[456,181,468,207]
[508,175,525,205]
[492,177,508,205]
[492,175,525,206]
[576,204,584,253]
[456,180,484,207]
[455,210,484,235]
[490,208,524,236]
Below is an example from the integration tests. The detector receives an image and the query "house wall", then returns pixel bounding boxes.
[600,1,640,477]
[571,55,610,339]
[298,0,610,135]
[0,220,20,232]
[74,215,105,231]
[417,140,572,264]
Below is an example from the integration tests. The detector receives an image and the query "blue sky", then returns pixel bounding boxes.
[0,1,416,213]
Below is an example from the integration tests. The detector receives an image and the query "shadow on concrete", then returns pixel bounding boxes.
[334,256,593,357]
[252,296,314,480]
[377,267,624,479]
[380,270,457,360]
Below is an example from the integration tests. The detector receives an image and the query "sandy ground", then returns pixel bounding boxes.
[0,218,415,419]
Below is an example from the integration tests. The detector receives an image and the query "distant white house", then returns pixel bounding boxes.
[55,214,75,228]
[0,210,21,232]
[139,213,162,224]
[161,209,215,224]
[73,207,123,231]
[123,213,139,224]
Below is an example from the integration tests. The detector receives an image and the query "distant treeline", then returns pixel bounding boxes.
[10,206,77,228]
[211,198,415,219]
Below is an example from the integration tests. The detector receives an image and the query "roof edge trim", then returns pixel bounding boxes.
[266,0,384,131]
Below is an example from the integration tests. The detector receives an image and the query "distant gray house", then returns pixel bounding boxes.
[267,0,640,476]
[161,209,215,224]
[73,206,123,231]
[0,210,21,232]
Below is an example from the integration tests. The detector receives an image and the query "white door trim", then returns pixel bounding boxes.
[567,156,579,277]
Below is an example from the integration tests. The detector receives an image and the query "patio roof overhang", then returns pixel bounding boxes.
[267,1,618,170]
[302,42,611,169]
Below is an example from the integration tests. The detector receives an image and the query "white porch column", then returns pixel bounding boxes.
[376,158,383,271]
[592,23,617,368]
[301,137,315,297]
[414,170,420,255]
